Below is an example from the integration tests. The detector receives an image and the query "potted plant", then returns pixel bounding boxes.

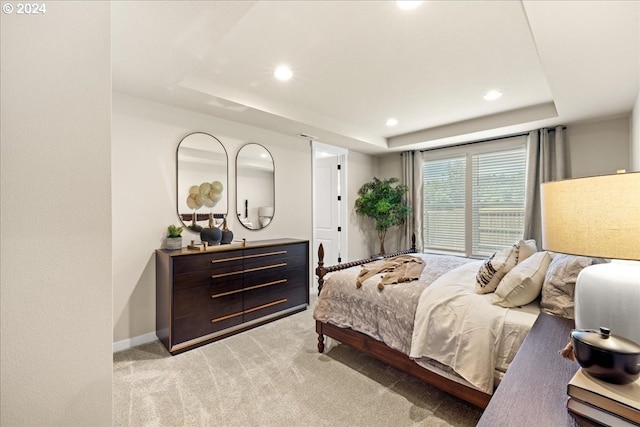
[166,224,184,250]
[355,177,410,255]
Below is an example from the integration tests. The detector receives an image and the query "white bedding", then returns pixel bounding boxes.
[409,261,539,393]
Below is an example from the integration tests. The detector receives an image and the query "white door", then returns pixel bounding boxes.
[315,155,341,265]
[312,142,348,291]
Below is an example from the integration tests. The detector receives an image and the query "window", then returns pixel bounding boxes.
[422,137,526,258]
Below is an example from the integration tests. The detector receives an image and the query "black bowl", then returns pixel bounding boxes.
[571,327,640,384]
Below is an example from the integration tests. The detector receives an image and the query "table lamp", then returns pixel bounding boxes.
[540,171,640,344]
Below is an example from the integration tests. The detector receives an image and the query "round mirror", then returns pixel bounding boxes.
[176,132,228,232]
[236,143,274,230]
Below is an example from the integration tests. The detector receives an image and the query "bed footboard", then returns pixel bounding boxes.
[315,319,490,408]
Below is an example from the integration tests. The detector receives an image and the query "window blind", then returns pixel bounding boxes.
[471,149,526,257]
[423,157,466,254]
[422,137,526,257]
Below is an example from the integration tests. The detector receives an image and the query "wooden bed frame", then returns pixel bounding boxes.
[314,237,492,409]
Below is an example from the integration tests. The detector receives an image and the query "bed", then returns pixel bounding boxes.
[313,237,603,408]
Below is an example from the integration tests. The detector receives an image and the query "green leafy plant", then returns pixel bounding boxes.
[355,177,410,255]
[167,224,183,238]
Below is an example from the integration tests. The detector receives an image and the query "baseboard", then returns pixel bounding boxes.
[113,332,158,353]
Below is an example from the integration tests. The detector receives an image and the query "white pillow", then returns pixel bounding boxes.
[493,251,551,308]
[517,239,537,264]
[475,244,519,294]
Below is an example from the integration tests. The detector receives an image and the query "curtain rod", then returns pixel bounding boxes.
[417,126,566,153]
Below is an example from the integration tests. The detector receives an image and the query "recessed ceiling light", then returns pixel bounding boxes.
[395,1,423,11]
[274,65,293,81]
[483,90,503,101]
[386,118,399,127]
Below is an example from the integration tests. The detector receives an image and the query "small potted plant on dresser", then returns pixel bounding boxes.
[166,225,183,250]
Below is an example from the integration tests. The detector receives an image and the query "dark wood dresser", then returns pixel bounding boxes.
[155,238,309,354]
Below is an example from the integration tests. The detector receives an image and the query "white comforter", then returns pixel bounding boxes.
[410,261,508,393]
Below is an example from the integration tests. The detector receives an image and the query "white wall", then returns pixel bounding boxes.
[565,116,631,177]
[633,6,640,171]
[344,151,380,259]
[1,3,113,426]
[112,93,313,344]
[632,90,640,171]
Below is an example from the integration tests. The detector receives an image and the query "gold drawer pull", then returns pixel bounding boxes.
[244,299,287,314]
[211,299,287,323]
[244,263,287,273]
[211,270,244,279]
[210,251,286,264]
[244,279,287,292]
[244,250,287,259]
[211,311,243,323]
[211,255,244,263]
[211,279,287,299]
[211,263,286,279]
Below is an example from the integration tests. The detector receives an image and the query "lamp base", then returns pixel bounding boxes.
[575,262,640,345]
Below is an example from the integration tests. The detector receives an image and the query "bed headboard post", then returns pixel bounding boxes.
[411,233,416,253]
[316,243,327,295]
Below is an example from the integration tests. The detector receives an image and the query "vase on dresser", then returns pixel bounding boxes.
[221,217,233,244]
[200,213,222,245]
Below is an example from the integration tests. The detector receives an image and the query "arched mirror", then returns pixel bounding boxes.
[236,143,275,230]
[177,132,228,232]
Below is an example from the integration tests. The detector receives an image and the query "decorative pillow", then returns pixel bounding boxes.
[540,253,607,318]
[493,251,551,308]
[517,239,538,264]
[476,244,519,294]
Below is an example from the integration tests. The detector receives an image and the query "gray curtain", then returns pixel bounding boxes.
[401,151,424,251]
[524,126,567,246]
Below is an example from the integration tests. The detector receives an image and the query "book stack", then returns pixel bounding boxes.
[566,369,640,426]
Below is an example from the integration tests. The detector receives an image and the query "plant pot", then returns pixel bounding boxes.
[166,236,182,250]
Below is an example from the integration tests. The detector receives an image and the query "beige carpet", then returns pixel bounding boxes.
[113,298,483,426]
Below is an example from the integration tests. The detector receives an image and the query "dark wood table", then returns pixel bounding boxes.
[477,312,600,426]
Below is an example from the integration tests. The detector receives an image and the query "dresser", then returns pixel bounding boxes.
[156,238,309,354]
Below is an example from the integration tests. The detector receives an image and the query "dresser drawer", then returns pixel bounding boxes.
[243,266,303,290]
[172,302,244,345]
[244,267,307,305]
[172,250,243,275]
[173,264,245,291]
[173,279,243,319]
[243,281,307,323]
[244,244,307,271]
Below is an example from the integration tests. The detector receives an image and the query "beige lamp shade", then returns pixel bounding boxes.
[540,172,640,260]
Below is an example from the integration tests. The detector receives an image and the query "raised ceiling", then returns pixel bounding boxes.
[112,1,639,155]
